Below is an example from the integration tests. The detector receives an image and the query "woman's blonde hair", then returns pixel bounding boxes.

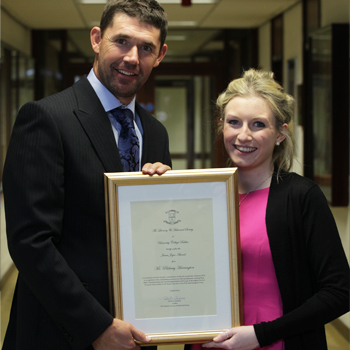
[216,68,295,175]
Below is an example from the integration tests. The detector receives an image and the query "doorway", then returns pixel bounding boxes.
[153,76,214,170]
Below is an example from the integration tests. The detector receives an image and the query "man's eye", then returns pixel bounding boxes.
[142,45,152,52]
[117,39,126,45]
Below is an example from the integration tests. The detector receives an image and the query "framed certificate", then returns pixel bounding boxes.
[104,168,242,345]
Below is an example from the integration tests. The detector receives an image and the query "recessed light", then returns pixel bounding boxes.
[168,21,197,27]
[166,35,187,41]
[80,0,106,3]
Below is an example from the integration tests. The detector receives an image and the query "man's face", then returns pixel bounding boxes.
[91,13,167,105]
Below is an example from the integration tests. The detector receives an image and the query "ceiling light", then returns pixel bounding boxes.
[80,0,106,3]
[166,35,187,41]
[168,21,197,27]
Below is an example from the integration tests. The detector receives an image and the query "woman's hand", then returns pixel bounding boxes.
[142,162,171,176]
[202,326,259,350]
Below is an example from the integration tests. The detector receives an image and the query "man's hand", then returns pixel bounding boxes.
[142,162,171,176]
[92,318,152,350]
[202,326,259,350]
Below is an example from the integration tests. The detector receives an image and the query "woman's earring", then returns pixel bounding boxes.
[276,141,280,146]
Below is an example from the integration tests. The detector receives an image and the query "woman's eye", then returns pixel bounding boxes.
[227,119,239,126]
[253,121,266,128]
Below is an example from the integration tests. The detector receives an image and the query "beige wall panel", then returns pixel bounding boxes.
[321,0,350,329]
[321,0,350,26]
[283,4,304,176]
[283,4,303,85]
[258,22,271,70]
[1,9,31,56]
[2,0,85,29]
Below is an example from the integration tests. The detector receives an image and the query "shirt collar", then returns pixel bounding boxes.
[87,68,136,117]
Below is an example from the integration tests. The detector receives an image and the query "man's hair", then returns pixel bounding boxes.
[216,68,295,175]
[100,0,168,49]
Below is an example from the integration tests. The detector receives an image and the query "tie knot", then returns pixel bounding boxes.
[111,107,134,129]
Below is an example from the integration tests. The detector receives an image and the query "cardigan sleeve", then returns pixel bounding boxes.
[254,175,350,347]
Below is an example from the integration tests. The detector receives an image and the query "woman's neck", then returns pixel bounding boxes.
[237,166,274,194]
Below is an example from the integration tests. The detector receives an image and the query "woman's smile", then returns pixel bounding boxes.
[234,145,257,153]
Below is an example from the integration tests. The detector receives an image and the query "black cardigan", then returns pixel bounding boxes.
[254,170,350,349]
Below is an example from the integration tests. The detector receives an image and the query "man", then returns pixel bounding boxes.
[2,1,171,349]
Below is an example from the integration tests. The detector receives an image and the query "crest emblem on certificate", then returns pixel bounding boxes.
[164,210,181,225]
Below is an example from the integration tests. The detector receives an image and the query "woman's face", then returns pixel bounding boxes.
[222,95,286,173]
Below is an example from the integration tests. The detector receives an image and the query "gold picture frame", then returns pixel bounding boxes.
[104,168,242,345]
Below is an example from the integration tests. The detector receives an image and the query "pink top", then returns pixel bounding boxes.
[239,188,284,349]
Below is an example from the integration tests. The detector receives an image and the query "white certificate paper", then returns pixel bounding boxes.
[131,198,216,319]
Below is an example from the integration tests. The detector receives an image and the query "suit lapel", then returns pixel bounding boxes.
[72,77,123,172]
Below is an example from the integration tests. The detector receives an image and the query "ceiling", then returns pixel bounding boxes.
[1,0,300,61]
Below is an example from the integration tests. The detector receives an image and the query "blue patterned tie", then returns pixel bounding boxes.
[110,107,140,172]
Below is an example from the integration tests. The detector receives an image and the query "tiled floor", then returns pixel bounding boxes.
[1,266,349,349]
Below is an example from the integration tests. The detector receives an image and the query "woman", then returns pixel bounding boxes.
[203,69,349,349]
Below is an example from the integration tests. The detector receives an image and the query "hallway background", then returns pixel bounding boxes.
[1,0,349,346]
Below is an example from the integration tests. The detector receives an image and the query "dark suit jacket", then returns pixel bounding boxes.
[2,77,172,350]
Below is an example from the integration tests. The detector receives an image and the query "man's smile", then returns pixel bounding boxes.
[117,69,137,76]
